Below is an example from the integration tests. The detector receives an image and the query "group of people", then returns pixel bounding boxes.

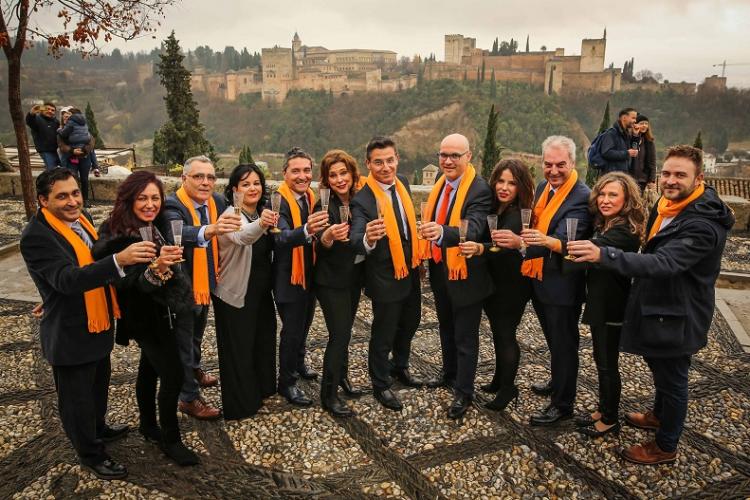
[26,102,100,206]
[20,125,733,480]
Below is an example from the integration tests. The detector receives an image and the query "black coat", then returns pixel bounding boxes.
[91,222,193,346]
[272,192,315,303]
[428,175,494,308]
[313,194,364,290]
[524,179,592,306]
[20,210,119,366]
[600,121,631,173]
[581,223,641,326]
[25,112,60,152]
[485,205,532,304]
[631,137,656,184]
[350,174,420,303]
[599,186,734,357]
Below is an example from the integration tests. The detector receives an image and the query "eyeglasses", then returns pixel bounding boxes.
[187,173,217,182]
[438,151,468,162]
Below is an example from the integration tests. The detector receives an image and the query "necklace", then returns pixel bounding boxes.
[242,209,259,222]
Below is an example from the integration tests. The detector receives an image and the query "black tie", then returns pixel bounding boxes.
[297,195,309,222]
[389,186,407,242]
[546,189,555,205]
[197,205,216,291]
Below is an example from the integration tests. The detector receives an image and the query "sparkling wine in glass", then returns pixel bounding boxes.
[458,218,470,258]
[376,196,388,220]
[339,205,351,242]
[169,219,186,263]
[232,190,243,231]
[270,191,282,234]
[319,187,331,227]
[520,208,532,257]
[565,218,579,261]
[138,224,153,243]
[418,201,428,240]
[486,214,499,252]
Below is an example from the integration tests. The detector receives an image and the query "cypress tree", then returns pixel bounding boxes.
[490,69,497,98]
[526,35,530,52]
[693,131,703,150]
[239,145,255,164]
[475,67,481,87]
[481,59,486,82]
[586,100,611,186]
[481,104,501,179]
[84,102,105,149]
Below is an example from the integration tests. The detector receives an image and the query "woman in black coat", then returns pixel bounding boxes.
[631,115,656,193]
[314,150,365,418]
[573,172,645,438]
[92,171,198,466]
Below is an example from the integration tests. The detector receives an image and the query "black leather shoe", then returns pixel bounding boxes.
[374,388,403,411]
[447,394,472,419]
[298,364,319,380]
[322,395,355,418]
[530,380,553,396]
[480,381,500,393]
[339,378,364,398]
[530,405,573,426]
[578,421,620,438]
[98,424,130,443]
[279,384,313,407]
[574,414,598,427]
[138,425,161,443]
[160,440,200,466]
[484,385,519,411]
[426,374,455,389]
[82,459,128,480]
[392,368,424,388]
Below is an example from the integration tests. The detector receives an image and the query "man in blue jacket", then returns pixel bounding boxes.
[569,145,734,465]
[599,107,638,173]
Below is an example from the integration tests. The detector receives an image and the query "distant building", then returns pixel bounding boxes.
[422,164,439,185]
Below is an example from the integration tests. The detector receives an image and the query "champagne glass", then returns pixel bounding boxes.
[376,196,388,220]
[232,190,243,231]
[319,187,331,227]
[169,219,186,263]
[418,201,428,240]
[138,224,153,243]
[339,205,351,242]
[270,191,282,234]
[486,214,500,252]
[520,208,532,256]
[565,218,578,261]
[458,218,470,258]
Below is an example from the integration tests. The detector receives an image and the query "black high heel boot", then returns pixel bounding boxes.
[484,385,519,411]
[480,380,500,393]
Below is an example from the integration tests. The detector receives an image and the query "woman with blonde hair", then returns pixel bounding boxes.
[571,171,646,438]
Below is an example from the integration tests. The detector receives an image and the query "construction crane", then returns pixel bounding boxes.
[712,60,750,77]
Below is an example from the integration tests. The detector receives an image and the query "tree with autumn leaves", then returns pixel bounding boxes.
[0,0,175,219]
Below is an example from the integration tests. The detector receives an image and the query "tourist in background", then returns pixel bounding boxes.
[213,164,278,420]
[314,150,366,418]
[57,107,96,207]
[630,114,657,193]
[93,171,199,466]
[25,102,61,170]
[600,108,638,173]
[573,172,644,438]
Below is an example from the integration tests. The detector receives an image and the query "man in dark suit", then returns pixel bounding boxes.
[273,147,329,406]
[163,155,240,419]
[351,136,424,411]
[520,136,591,425]
[420,134,493,419]
[21,168,155,479]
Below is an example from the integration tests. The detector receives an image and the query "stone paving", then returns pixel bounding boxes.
[0,199,749,499]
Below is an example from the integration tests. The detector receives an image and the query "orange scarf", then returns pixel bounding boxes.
[277,182,316,289]
[356,176,368,190]
[521,169,579,281]
[175,187,219,305]
[647,183,705,241]
[366,176,421,279]
[41,208,120,333]
[421,164,477,280]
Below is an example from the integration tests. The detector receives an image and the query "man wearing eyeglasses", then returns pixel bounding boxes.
[420,134,493,419]
[164,155,241,420]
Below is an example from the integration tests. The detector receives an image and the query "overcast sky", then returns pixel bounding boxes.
[45,0,750,87]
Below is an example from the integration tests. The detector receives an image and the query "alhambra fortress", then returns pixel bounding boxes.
[189,32,728,103]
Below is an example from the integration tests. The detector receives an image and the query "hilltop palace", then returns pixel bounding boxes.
[189,32,726,103]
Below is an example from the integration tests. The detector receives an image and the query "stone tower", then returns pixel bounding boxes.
[579,38,606,73]
[292,32,302,57]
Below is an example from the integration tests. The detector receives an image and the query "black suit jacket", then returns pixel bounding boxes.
[524,179,591,306]
[351,174,420,303]
[272,193,315,303]
[313,194,364,290]
[428,175,494,308]
[163,192,226,284]
[20,211,119,366]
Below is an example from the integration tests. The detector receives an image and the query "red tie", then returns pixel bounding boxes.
[432,184,453,263]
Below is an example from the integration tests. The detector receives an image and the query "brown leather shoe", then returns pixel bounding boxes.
[194,368,218,388]
[178,398,221,420]
[621,440,677,465]
[624,410,660,430]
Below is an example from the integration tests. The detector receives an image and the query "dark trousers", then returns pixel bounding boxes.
[51,356,111,467]
[645,355,691,453]
[369,270,421,390]
[136,332,184,443]
[174,304,208,402]
[591,324,622,425]
[532,298,582,413]
[483,287,529,390]
[317,285,361,397]
[40,151,61,170]
[277,293,316,389]
[63,154,91,202]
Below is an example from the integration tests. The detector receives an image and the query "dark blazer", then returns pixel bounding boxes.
[313,194,364,290]
[485,205,532,304]
[20,210,119,366]
[351,174,418,303]
[91,222,193,346]
[272,193,315,303]
[581,223,641,326]
[429,175,494,308]
[163,191,226,282]
[599,187,734,357]
[524,179,592,306]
